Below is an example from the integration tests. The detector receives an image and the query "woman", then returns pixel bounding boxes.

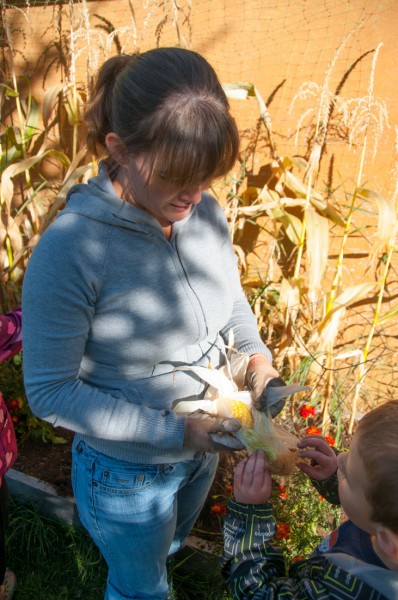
[22,48,281,599]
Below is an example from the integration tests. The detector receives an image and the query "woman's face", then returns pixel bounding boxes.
[120,154,211,227]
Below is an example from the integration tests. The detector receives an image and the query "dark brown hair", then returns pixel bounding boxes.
[356,399,398,532]
[84,47,239,187]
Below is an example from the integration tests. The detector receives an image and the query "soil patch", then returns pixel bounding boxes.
[13,428,75,497]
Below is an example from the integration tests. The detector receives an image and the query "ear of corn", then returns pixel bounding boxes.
[230,399,254,429]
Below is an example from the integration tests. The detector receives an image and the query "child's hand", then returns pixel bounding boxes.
[234,450,272,504]
[296,435,337,481]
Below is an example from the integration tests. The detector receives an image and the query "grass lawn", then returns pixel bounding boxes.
[7,496,230,599]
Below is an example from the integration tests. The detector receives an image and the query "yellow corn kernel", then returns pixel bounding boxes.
[231,400,253,429]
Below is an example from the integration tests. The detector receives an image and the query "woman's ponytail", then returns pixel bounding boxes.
[84,54,136,156]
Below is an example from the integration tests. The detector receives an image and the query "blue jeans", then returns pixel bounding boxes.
[72,439,218,599]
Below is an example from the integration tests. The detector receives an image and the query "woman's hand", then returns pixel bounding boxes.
[234,451,272,504]
[184,415,244,452]
[296,435,337,481]
[245,353,285,416]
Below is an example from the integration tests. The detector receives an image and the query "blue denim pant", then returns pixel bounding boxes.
[72,439,219,599]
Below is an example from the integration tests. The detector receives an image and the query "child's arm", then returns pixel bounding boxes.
[221,452,285,598]
[297,435,340,505]
[222,452,326,599]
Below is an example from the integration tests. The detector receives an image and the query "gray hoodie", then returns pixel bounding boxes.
[22,165,271,464]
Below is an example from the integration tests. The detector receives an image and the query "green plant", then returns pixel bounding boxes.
[270,471,342,563]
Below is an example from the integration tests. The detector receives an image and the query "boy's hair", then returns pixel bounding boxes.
[356,400,398,533]
[84,47,239,188]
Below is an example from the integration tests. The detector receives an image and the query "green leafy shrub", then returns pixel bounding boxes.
[270,471,342,564]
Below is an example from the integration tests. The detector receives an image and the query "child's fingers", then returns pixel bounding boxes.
[297,435,329,450]
[234,456,249,488]
[297,448,328,463]
[297,446,337,480]
[252,451,270,488]
[233,451,272,503]
[298,437,335,459]
[252,450,267,476]
[235,452,266,489]
[297,461,319,478]
[244,451,269,489]
[297,461,336,481]
[239,452,258,488]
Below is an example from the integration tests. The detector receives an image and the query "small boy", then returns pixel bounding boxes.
[221,400,398,599]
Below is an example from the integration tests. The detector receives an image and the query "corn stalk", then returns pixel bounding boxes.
[348,182,397,433]
[68,0,80,161]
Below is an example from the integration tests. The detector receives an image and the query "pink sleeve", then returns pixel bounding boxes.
[0,308,22,362]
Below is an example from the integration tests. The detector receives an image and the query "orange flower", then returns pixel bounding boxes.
[291,555,304,563]
[275,522,290,540]
[306,426,321,435]
[210,503,227,517]
[325,435,335,446]
[225,485,233,493]
[319,495,325,502]
[277,484,288,500]
[299,404,315,419]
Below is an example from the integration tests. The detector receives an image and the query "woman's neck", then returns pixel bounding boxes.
[162,224,172,241]
[111,178,173,240]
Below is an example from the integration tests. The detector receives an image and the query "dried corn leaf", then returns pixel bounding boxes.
[358,187,397,253]
[376,303,398,326]
[279,277,302,325]
[309,282,378,348]
[272,208,302,245]
[306,207,329,301]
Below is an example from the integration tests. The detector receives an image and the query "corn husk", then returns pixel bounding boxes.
[235,410,299,475]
